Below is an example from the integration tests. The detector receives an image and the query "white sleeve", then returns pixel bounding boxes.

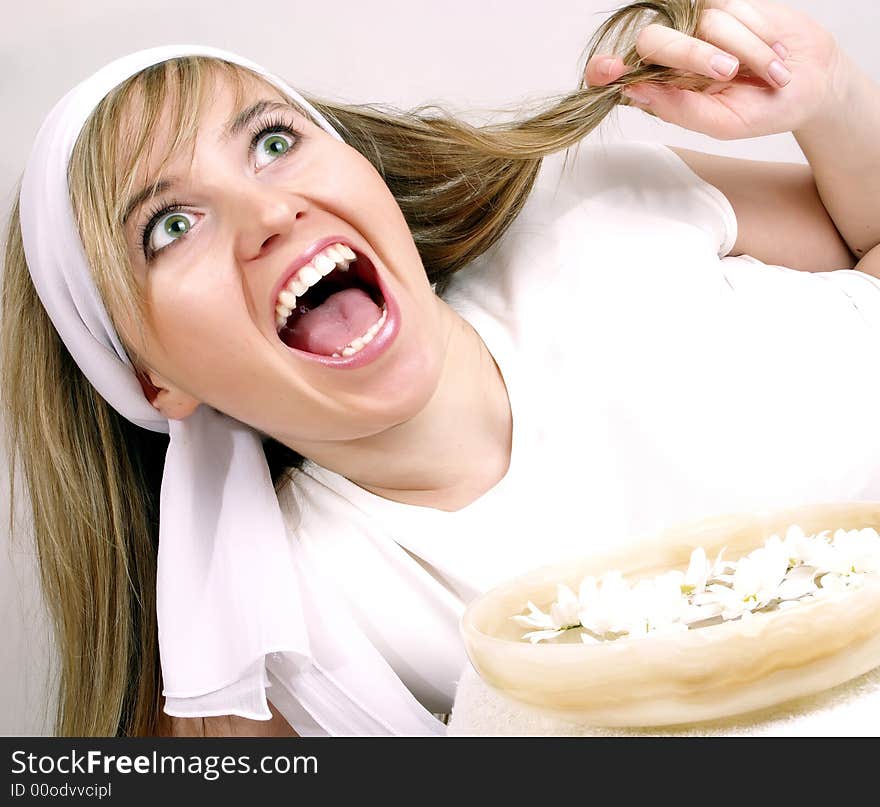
[570,140,739,259]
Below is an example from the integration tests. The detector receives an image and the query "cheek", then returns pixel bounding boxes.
[147,259,253,373]
[334,153,423,266]
[323,147,408,230]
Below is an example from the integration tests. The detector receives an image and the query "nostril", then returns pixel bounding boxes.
[259,233,281,255]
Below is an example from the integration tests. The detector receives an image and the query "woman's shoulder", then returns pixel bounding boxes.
[531,139,737,258]
[539,139,722,205]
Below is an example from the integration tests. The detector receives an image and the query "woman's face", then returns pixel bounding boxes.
[117,68,447,451]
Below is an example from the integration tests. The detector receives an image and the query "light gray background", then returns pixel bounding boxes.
[1,0,876,735]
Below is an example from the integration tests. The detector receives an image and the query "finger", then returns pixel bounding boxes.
[696,7,791,87]
[634,23,746,81]
[583,54,630,87]
[703,0,778,47]
[620,83,756,140]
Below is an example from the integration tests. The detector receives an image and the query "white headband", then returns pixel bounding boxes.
[19,44,444,735]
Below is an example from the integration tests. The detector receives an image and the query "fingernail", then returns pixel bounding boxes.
[710,54,739,78]
[768,59,792,87]
[622,86,652,105]
[772,41,788,60]
[599,57,616,78]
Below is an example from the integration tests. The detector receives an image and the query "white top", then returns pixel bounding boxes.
[274,140,880,736]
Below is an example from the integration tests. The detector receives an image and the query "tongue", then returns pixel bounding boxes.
[285,287,382,355]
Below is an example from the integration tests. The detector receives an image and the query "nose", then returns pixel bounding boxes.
[232,183,307,262]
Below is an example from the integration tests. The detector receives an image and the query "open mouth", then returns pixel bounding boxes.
[275,243,387,358]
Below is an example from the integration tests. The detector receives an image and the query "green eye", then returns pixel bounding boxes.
[262,135,290,157]
[254,128,296,168]
[164,214,191,238]
[144,209,197,258]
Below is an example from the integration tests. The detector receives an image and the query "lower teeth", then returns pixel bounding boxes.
[332,304,387,358]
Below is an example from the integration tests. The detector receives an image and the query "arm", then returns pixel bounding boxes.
[793,51,880,260]
[584,2,877,269]
[156,698,300,737]
[667,145,858,271]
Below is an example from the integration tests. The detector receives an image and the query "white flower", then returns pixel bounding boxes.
[512,584,584,643]
[631,576,691,636]
[700,542,788,621]
[795,530,846,574]
[599,571,684,637]
[623,579,658,637]
[645,571,688,630]
[774,564,818,601]
[704,582,758,621]
[780,524,811,566]
[577,571,634,636]
[549,583,582,630]
[681,547,710,595]
[711,546,735,577]
[680,599,724,626]
[739,540,789,603]
[817,570,866,594]
[511,600,555,631]
[512,522,879,644]
[578,575,598,607]
[831,528,880,574]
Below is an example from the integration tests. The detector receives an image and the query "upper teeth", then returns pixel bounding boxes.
[275,242,357,330]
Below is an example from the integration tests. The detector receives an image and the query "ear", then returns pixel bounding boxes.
[135,367,200,420]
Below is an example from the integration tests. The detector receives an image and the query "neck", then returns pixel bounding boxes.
[291,299,513,512]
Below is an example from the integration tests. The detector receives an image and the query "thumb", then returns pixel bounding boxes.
[584,55,629,87]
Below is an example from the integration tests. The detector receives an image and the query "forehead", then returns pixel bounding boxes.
[111,60,310,225]
[123,65,289,176]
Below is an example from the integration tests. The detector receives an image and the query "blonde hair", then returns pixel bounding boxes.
[1,0,707,736]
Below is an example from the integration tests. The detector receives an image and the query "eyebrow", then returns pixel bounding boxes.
[122,99,296,225]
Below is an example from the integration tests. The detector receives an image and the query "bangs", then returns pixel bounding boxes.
[67,55,321,368]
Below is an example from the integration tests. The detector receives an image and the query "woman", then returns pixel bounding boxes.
[3,0,879,736]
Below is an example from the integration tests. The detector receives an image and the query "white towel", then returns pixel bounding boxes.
[447,662,880,736]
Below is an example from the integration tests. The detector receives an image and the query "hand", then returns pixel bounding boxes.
[584,0,848,139]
